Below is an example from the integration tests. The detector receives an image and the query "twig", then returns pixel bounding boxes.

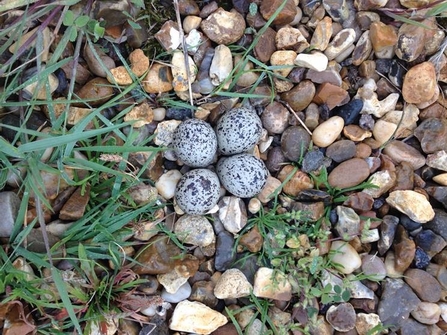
[172,0,194,110]
[279,100,313,136]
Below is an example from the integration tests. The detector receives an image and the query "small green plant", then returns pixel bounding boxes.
[62,10,105,42]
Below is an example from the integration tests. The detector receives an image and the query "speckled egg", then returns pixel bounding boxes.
[216,107,263,155]
[173,119,217,167]
[175,169,221,214]
[216,154,269,198]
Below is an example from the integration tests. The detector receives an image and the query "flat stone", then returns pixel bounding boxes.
[310,16,332,51]
[277,165,314,197]
[214,268,252,299]
[411,302,441,325]
[215,231,236,272]
[386,190,435,223]
[377,278,421,331]
[276,26,309,52]
[281,80,316,112]
[343,192,374,212]
[404,268,442,303]
[143,63,173,94]
[324,28,356,60]
[253,267,292,301]
[352,30,373,66]
[169,300,227,334]
[174,215,215,247]
[414,118,447,154]
[0,192,21,238]
[77,77,113,107]
[326,140,356,163]
[124,102,154,128]
[330,241,362,274]
[281,126,311,161]
[383,140,426,170]
[402,62,437,104]
[328,158,370,189]
[427,150,447,172]
[253,27,277,63]
[361,254,387,281]
[294,52,328,72]
[260,0,297,25]
[59,185,90,221]
[312,116,344,148]
[343,125,372,142]
[290,201,325,221]
[201,8,246,45]
[326,303,356,332]
[312,83,349,110]
[218,196,247,234]
[415,229,447,258]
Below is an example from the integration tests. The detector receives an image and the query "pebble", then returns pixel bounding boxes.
[386,190,435,223]
[326,303,356,332]
[253,27,277,63]
[411,302,441,325]
[382,105,420,139]
[218,196,247,234]
[378,278,421,331]
[294,52,328,72]
[372,119,397,146]
[155,170,182,200]
[324,28,356,60]
[394,225,416,272]
[382,140,426,170]
[270,50,297,78]
[200,8,246,45]
[310,16,333,51]
[426,186,447,209]
[59,186,90,221]
[426,150,447,172]
[361,254,387,281]
[143,63,173,94]
[402,62,437,104]
[396,22,428,62]
[213,268,252,299]
[0,192,21,237]
[312,116,344,148]
[326,140,356,163]
[404,268,442,303]
[334,99,363,125]
[414,118,447,154]
[155,20,181,52]
[257,176,283,203]
[330,241,362,274]
[328,158,370,189]
[280,80,316,112]
[369,21,398,57]
[107,66,132,85]
[174,215,215,247]
[433,173,447,186]
[76,77,114,107]
[281,126,311,161]
[335,206,360,241]
[253,267,292,301]
[343,124,372,142]
[277,165,314,197]
[301,149,326,173]
[124,102,154,128]
[276,26,309,52]
[210,45,233,87]
[363,170,395,198]
[343,192,374,212]
[169,300,227,334]
[159,274,191,298]
[355,313,382,335]
[239,225,263,252]
[260,0,297,25]
[215,231,236,272]
[171,51,197,92]
[312,82,350,110]
[83,44,115,78]
[261,101,290,134]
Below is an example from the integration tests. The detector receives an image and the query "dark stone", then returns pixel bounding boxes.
[300,0,321,15]
[166,108,193,120]
[415,229,447,258]
[424,209,447,242]
[399,318,431,335]
[378,215,399,255]
[280,126,311,162]
[414,118,447,154]
[54,68,68,94]
[266,146,286,173]
[412,247,431,269]
[334,99,363,125]
[388,60,406,88]
[295,189,332,205]
[375,58,393,76]
[232,0,250,14]
[426,186,447,209]
[233,253,259,283]
[215,231,236,271]
[400,214,422,232]
[0,112,47,142]
[326,140,356,163]
[301,149,325,173]
[287,67,306,83]
[377,278,421,331]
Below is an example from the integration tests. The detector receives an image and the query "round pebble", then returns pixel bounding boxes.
[312,116,344,148]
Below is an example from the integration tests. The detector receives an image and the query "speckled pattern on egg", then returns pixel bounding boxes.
[216,107,263,155]
[173,118,217,167]
[175,169,221,215]
[217,154,269,198]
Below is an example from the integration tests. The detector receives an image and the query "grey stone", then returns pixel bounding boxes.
[215,231,236,271]
[378,215,399,255]
[0,192,21,237]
